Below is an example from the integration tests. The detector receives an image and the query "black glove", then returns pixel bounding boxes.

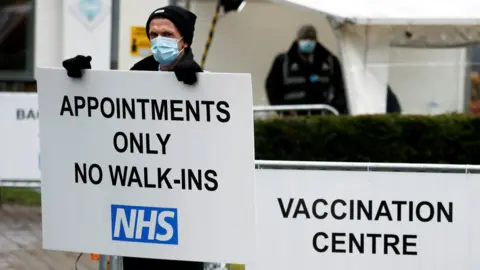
[173,60,203,86]
[62,55,92,78]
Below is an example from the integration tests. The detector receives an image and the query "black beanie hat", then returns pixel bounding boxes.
[297,24,317,40]
[146,5,197,46]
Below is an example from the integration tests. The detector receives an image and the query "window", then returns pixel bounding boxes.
[472,45,480,72]
[0,0,35,81]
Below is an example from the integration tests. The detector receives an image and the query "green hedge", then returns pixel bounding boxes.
[254,114,480,164]
[0,187,41,206]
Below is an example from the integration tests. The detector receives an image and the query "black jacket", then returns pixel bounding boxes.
[265,41,348,115]
[122,49,204,270]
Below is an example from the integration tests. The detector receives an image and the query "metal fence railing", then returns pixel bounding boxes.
[253,104,340,120]
[0,179,40,188]
[255,160,480,173]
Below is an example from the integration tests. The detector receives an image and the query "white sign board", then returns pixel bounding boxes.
[254,168,476,270]
[0,93,40,181]
[36,68,256,264]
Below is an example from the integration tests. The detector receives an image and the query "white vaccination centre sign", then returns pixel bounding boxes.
[0,93,40,181]
[35,68,256,264]
[253,168,480,270]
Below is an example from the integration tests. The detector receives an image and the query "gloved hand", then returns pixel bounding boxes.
[173,60,202,86]
[62,55,92,78]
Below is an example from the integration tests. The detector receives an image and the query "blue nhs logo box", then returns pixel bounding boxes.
[111,204,178,245]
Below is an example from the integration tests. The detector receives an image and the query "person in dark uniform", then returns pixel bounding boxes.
[265,24,348,116]
[61,5,204,270]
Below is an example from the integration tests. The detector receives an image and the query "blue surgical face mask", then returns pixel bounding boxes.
[298,40,316,54]
[151,36,184,66]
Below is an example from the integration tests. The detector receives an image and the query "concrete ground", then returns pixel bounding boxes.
[0,204,98,270]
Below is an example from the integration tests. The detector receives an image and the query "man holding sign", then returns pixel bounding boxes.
[61,5,205,270]
[63,5,202,85]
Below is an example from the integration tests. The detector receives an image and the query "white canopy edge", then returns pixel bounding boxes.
[269,0,480,25]
[335,25,391,115]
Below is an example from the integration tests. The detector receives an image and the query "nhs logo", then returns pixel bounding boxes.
[111,204,178,245]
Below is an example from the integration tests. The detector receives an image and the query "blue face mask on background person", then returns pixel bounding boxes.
[151,36,184,66]
[298,39,316,54]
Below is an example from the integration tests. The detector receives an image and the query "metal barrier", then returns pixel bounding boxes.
[255,160,480,173]
[0,179,40,188]
[2,159,477,269]
[253,104,340,120]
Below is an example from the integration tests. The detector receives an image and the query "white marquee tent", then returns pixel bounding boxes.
[270,0,480,114]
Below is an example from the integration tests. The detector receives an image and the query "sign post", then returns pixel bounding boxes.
[35,68,256,264]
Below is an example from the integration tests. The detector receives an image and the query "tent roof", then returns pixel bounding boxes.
[269,0,480,47]
[272,0,480,24]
